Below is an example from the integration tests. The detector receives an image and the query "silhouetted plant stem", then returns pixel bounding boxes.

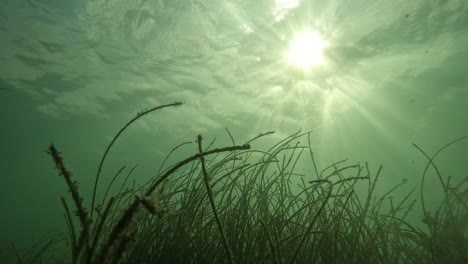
[47,144,91,258]
[413,135,468,235]
[89,197,115,263]
[197,135,234,264]
[145,143,251,196]
[260,219,279,264]
[289,179,332,264]
[60,197,77,264]
[91,101,183,217]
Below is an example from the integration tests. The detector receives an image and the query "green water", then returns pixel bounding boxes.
[0,0,467,263]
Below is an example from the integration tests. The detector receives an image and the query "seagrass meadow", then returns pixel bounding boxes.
[2,1,468,264]
[13,102,467,264]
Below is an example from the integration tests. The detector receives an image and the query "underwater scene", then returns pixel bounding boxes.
[0,0,467,263]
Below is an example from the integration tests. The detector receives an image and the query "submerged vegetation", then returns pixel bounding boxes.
[19,102,467,263]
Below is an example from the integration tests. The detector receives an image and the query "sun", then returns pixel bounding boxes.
[287,31,327,69]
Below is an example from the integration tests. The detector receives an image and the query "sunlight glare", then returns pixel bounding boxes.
[287,31,327,69]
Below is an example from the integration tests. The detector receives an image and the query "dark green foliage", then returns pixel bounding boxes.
[41,103,467,264]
